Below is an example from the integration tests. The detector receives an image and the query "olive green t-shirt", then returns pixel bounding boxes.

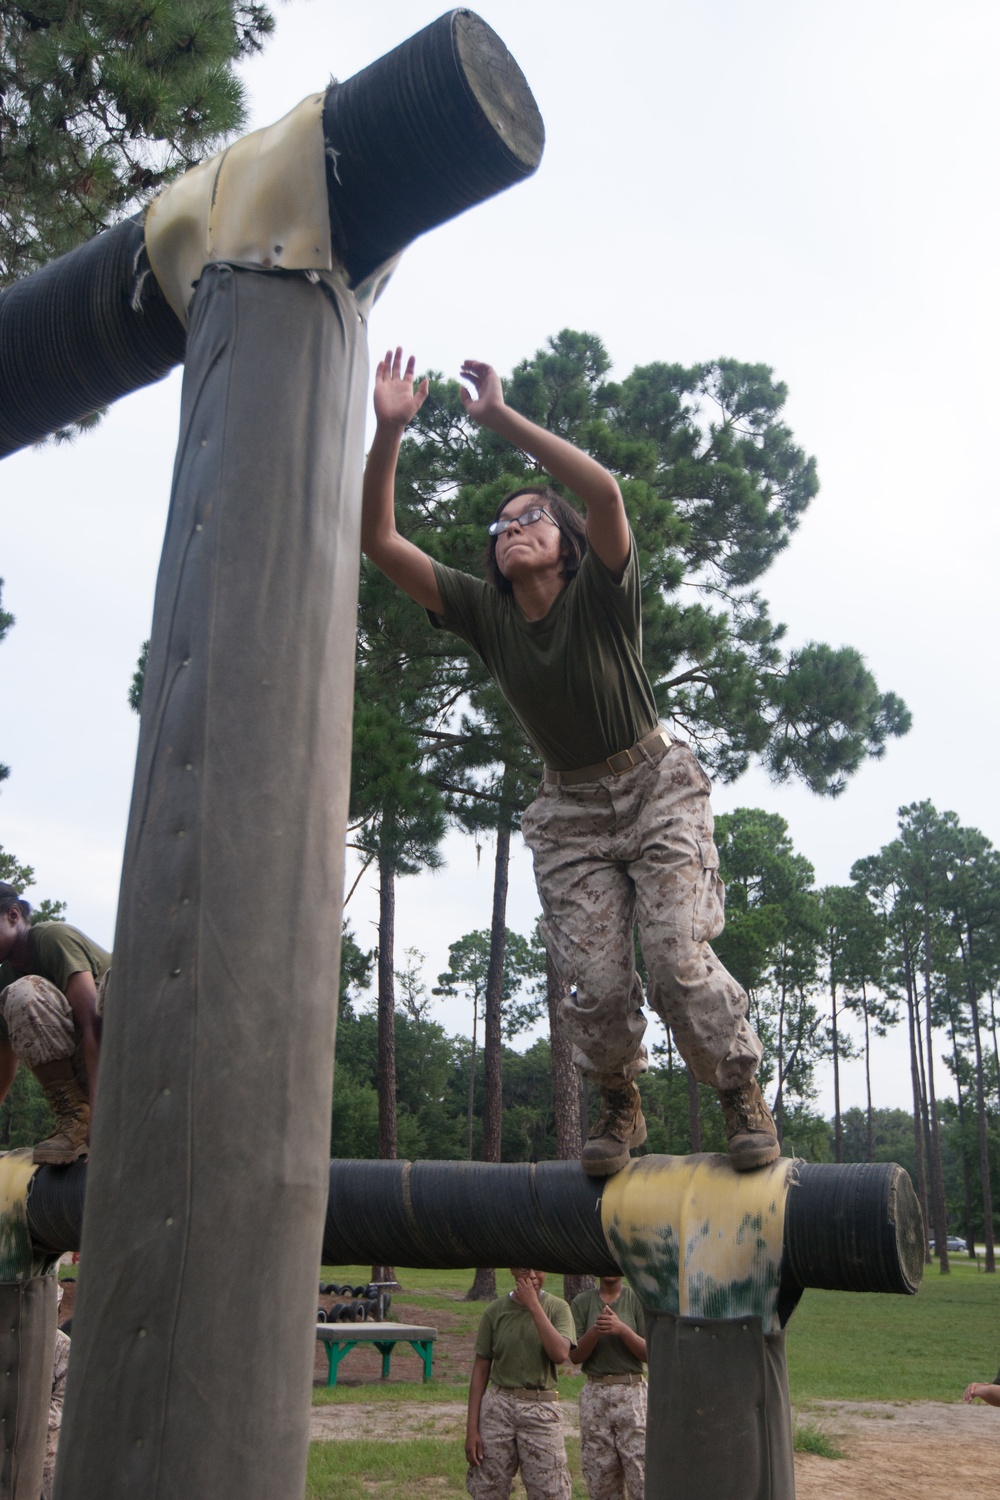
[429,534,660,773]
[571,1285,646,1376]
[0,923,111,1043]
[475,1289,576,1390]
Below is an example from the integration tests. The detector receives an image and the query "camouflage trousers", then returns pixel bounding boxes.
[578,1380,646,1500]
[41,1327,71,1500]
[520,738,762,1091]
[466,1387,571,1500]
[0,972,109,1072]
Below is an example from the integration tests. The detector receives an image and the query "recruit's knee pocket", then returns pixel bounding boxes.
[692,838,725,943]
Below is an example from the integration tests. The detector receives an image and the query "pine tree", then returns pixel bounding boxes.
[1,0,274,283]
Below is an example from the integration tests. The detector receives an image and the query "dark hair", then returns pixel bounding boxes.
[483,486,588,595]
[0,883,30,921]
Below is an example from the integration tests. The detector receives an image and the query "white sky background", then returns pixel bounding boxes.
[2,0,998,1121]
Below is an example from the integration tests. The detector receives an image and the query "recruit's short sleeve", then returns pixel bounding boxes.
[426,560,493,655]
[474,1303,498,1361]
[31,926,107,993]
[546,1294,576,1346]
[571,1290,596,1341]
[575,532,643,636]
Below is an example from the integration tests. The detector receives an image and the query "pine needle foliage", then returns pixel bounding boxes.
[0,0,274,283]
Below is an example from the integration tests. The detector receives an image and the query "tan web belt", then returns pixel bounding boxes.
[543,725,672,786]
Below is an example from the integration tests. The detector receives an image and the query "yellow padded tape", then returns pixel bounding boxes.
[0,1149,48,1280]
[144,94,333,325]
[601,1154,794,1333]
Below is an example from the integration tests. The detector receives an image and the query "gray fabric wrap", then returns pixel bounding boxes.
[644,1311,795,1500]
[54,263,367,1500]
[0,1277,57,1499]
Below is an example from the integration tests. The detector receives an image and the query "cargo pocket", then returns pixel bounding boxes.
[691,838,725,943]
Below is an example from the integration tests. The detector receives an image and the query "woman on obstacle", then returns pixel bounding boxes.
[360,348,779,1175]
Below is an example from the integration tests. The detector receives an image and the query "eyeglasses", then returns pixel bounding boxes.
[488,507,558,536]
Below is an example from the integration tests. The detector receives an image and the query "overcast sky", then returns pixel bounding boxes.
[2,0,997,1120]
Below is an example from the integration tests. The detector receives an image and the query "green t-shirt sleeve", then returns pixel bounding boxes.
[572,1290,595,1340]
[547,1294,575,1345]
[576,532,642,635]
[31,925,110,993]
[427,561,493,657]
[474,1305,496,1361]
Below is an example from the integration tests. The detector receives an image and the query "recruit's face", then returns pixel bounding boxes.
[0,908,21,962]
[494,497,565,582]
[510,1267,545,1292]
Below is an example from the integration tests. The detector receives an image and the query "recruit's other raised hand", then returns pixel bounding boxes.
[459,359,505,423]
[373,347,429,429]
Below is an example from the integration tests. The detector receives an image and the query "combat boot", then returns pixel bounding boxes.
[33,1066,90,1166]
[719,1081,780,1171]
[581,1081,646,1177]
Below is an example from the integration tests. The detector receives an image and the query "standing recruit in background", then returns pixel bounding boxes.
[570,1275,647,1500]
[360,348,780,1176]
[465,1268,574,1500]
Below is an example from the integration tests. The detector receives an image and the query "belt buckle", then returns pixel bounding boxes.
[606,748,635,776]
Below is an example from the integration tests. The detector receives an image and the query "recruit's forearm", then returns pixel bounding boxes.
[481,404,621,514]
[528,1303,571,1364]
[569,1324,600,1364]
[360,421,405,557]
[360,422,442,611]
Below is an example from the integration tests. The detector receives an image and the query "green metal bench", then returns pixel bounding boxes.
[315,1321,437,1386]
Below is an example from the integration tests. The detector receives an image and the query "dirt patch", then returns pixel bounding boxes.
[794,1402,999,1499]
[310,1396,1000,1499]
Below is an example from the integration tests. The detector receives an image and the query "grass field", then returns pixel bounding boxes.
[306,1435,591,1500]
[322,1259,998,1406]
[305,1258,999,1497]
[786,1260,998,1402]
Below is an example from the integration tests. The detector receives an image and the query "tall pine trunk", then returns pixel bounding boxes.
[945,1002,976,1258]
[830,977,843,1163]
[862,982,875,1162]
[375,854,397,1284]
[466,819,512,1305]
[466,996,478,1160]
[921,910,950,1273]
[964,927,996,1272]
[903,939,930,1255]
[377,855,397,1158]
[547,954,594,1302]
[482,822,509,1161]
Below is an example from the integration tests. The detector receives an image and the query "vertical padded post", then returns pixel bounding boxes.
[55,263,367,1500]
[644,1312,795,1500]
[0,1279,58,1500]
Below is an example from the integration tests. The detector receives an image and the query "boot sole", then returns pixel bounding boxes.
[32,1143,89,1167]
[728,1138,782,1171]
[580,1118,647,1177]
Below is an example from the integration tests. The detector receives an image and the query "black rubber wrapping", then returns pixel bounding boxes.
[25,1162,88,1257]
[0,217,185,457]
[782,1161,924,1295]
[324,1160,617,1274]
[25,1157,923,1295]
[322,9,544,282]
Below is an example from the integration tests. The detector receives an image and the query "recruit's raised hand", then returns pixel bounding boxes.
[373,347,429,429]
[459,359,505,424]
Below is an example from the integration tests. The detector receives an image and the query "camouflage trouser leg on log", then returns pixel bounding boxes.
[520,740,762,1092]
[466,1387,571,1500]
[0,971,109,1074]
[578,1381,647,1500]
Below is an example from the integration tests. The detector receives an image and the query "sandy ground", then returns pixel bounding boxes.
[309,1398,1000,1498]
